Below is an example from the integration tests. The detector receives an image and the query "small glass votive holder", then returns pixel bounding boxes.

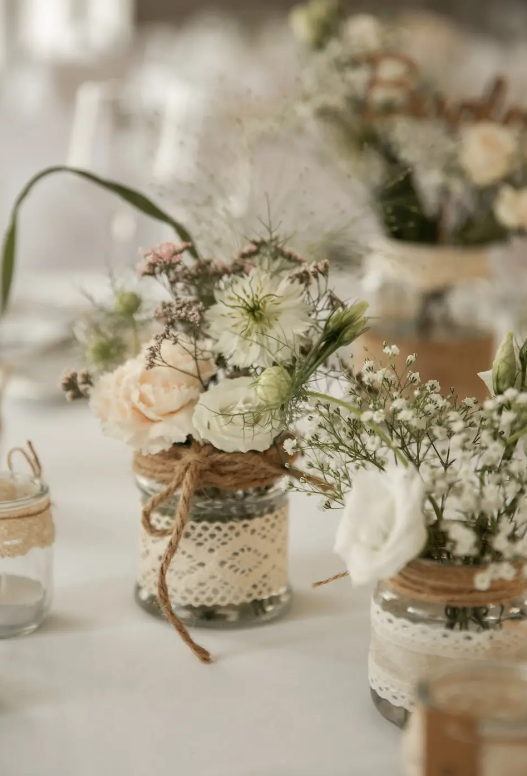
[403,661,527,776]
[0,470,54,638]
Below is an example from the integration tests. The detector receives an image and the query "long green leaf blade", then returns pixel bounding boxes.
[1,165,197,314]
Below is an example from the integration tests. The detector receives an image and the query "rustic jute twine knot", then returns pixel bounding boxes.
[133,441,299,664]
[315,559,527,607]
[0,441,54,558]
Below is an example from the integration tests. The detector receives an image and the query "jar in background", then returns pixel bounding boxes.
[403,662,527,776]
[361,238,497,401]
[135,474,292,628]
[0,472,54,638]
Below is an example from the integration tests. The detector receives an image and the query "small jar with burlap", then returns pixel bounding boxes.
[133,441,294,663]
[403,662,527,776]
[369,559,527,728]
[361,238,497,402]
[0,443,54,638]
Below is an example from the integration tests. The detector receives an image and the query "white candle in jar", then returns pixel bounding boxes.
[0,574,45,629]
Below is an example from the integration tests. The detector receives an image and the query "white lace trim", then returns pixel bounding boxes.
[369,600,527,711]
[138,505,289,608]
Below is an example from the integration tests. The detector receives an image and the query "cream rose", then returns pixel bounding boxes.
[90,340,216,454]
[494,185,527,230]
[193,376,277,453]
[334,464,427,585]
[342,14,384,54]
[459,122,517,187]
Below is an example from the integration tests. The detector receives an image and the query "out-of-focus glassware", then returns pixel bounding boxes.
[18,0,135,64]
[0,471,53,638]
[360,238,497,401]
[403,662,527,776]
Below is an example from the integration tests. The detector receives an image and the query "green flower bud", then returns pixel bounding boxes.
[256,367,294,407]
[289,0,340,49]
[325,300,369,347]
[492,331,519,394]
[87,336,125,367]
[115,291,142,317]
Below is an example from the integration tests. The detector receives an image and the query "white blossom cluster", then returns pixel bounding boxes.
[288,345,527,584]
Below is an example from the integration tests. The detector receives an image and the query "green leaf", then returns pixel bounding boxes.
[1,166,197,314]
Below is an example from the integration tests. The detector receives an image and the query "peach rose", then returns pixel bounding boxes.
[90,340,216,454]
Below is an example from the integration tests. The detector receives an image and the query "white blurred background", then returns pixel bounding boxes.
[2,0,527,400]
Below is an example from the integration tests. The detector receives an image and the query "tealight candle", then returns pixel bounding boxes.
[0,575,46,634]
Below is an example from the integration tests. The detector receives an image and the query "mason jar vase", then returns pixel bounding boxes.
[370,578,527,728]
[0,472,53,638]
[134,474,292,628]
[361,238,497,401]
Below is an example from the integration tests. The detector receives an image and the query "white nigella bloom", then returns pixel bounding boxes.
[206,268,312,368]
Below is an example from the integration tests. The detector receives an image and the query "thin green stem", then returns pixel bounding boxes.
[305,390,410,468]
[506,425,527,447]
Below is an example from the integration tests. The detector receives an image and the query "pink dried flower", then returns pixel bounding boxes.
[137,241,192,277]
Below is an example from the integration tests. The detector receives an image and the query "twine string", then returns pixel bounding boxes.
[7,441,42,479]
[314,560,526,606]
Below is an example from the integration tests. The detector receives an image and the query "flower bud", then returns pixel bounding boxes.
[324,300,369,347]
[256,367,294,407]
[115,291,142,317]
[492,331,519,394]
[289,0,340,49]
[87,336,125,367]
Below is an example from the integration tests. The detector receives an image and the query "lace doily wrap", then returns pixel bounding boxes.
[138,504,288,608]
[133,442,295,664]
[369,601,527,712]
[0,498,54,558]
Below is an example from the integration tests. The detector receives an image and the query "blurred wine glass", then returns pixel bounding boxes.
[18,0,135,65]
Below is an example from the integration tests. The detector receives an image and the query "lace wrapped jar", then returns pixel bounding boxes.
[135,474,292,627]
[0,452,54,638]
[133,442,294,660]
[361,238,497,401]
[369,560,527,728]
[403,663,527,776]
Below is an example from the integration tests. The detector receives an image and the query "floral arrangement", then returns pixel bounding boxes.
[290,0,527,246]
[274,331,527,604]
[62,234,369,457]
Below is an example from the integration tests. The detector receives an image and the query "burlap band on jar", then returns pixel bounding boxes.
[389,559,527,607]
[0,442,55,558]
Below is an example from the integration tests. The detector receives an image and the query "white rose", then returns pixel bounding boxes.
[342,14,384,54]
[193,377,277,453]
[459,122,517,187]
[494,185,527,230]
[334,464,427,585]
[90,340,216,454]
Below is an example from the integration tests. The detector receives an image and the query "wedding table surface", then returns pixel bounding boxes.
[0,392,400,776]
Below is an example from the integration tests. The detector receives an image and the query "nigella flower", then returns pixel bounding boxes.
[206,268,312,368]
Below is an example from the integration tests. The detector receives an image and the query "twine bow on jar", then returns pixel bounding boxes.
[133,441,306,664]
[0,442,54,559]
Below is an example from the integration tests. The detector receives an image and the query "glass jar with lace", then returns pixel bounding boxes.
[369,561,527,728]
[360,238,498,402]
[0,444,54,639]
[134,473,292,629]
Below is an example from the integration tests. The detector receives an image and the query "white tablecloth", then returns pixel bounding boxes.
[0,398,400,776]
